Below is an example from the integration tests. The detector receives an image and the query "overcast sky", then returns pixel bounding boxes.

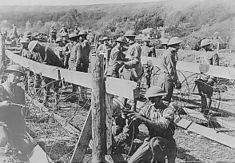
[0,0,166,6]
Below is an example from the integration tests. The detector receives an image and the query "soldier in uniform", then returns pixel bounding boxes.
[119,30,144,110]
[195,38,219,115]
[0,65,36,161]
[97,36,112,70]
[49,25,57,43]
[79,30,91,100]
[141,38,156,57]
[127,86,177,163]
[19,37,33,93]
[156,37,182,105]
[55,37,65,65]
[120,30,143,83]
[106,37,126,78]
[28,41,63,108]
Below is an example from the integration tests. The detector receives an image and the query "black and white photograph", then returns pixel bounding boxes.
[0,0,235,162]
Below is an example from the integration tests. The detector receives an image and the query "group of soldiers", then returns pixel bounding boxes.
[0,25,220,162]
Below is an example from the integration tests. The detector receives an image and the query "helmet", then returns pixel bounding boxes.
[28,40,38,52]
[143,37,150,42]
[115,37,126,44]
[200,39,212,47]
[102,36,109,41]
[69,33,78,39]
[78,30,87,36]
[145,86,166,98]
[56,37,62,43]
[124,30,136,37]
[20,37,30,44]
[5,64,25,75]
[167,37,182,46]
[160,38,169,45]
[24,31,32,38]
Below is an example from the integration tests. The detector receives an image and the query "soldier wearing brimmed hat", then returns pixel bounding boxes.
[106,37,127,78]
[155,37,182,104]
[114,86,177,163]
[28,41,63,108]
[97,36,112,69]
[194,38,219,115]
[0,64,36,161]
[19,37,31,58]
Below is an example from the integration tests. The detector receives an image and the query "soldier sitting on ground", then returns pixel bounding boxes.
[126,86,177,163]
[0,65,36,162]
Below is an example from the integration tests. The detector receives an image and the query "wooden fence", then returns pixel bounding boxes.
[3,45,235,162]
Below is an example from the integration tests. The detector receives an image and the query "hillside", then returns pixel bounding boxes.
[1,0,235,48]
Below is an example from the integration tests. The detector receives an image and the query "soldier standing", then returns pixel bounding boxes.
[195,38,219,115]
[156,37,182,104]
[106,37,126,78]
[97,36,112,70]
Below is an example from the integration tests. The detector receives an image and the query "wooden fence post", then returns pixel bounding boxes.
[91,54,106,163]
[0,34,6,81]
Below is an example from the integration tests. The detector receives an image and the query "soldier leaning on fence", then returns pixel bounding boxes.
[0,65,36,161]
[19,37,34,93]
[106,37,127,78]
[28,41,64,108]
[126,86,177,163]
[195,38,219,115]
[156,37,182,105]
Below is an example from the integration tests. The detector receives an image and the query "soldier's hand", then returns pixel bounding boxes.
[127,112,144,122]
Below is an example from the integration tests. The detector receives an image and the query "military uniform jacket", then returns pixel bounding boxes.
[97,44,111,59]
[69,42,82,70]
[81,40,91,66]
[139,102,175,139]
[159,48,178,82]
[106,45,125,76]
[125,42,143,78]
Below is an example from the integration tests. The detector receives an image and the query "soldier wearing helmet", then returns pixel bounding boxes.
[195,38,219,115]
[141,37,156,57]
[106,37,127,78]
[160,38,169,50]
[125,86,177,163]
[156,37,182,104]
[0,65,35,161]
[120,30,143,82]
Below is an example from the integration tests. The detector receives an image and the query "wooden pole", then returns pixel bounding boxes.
[0,34,6,82]
[91,54,106,163]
